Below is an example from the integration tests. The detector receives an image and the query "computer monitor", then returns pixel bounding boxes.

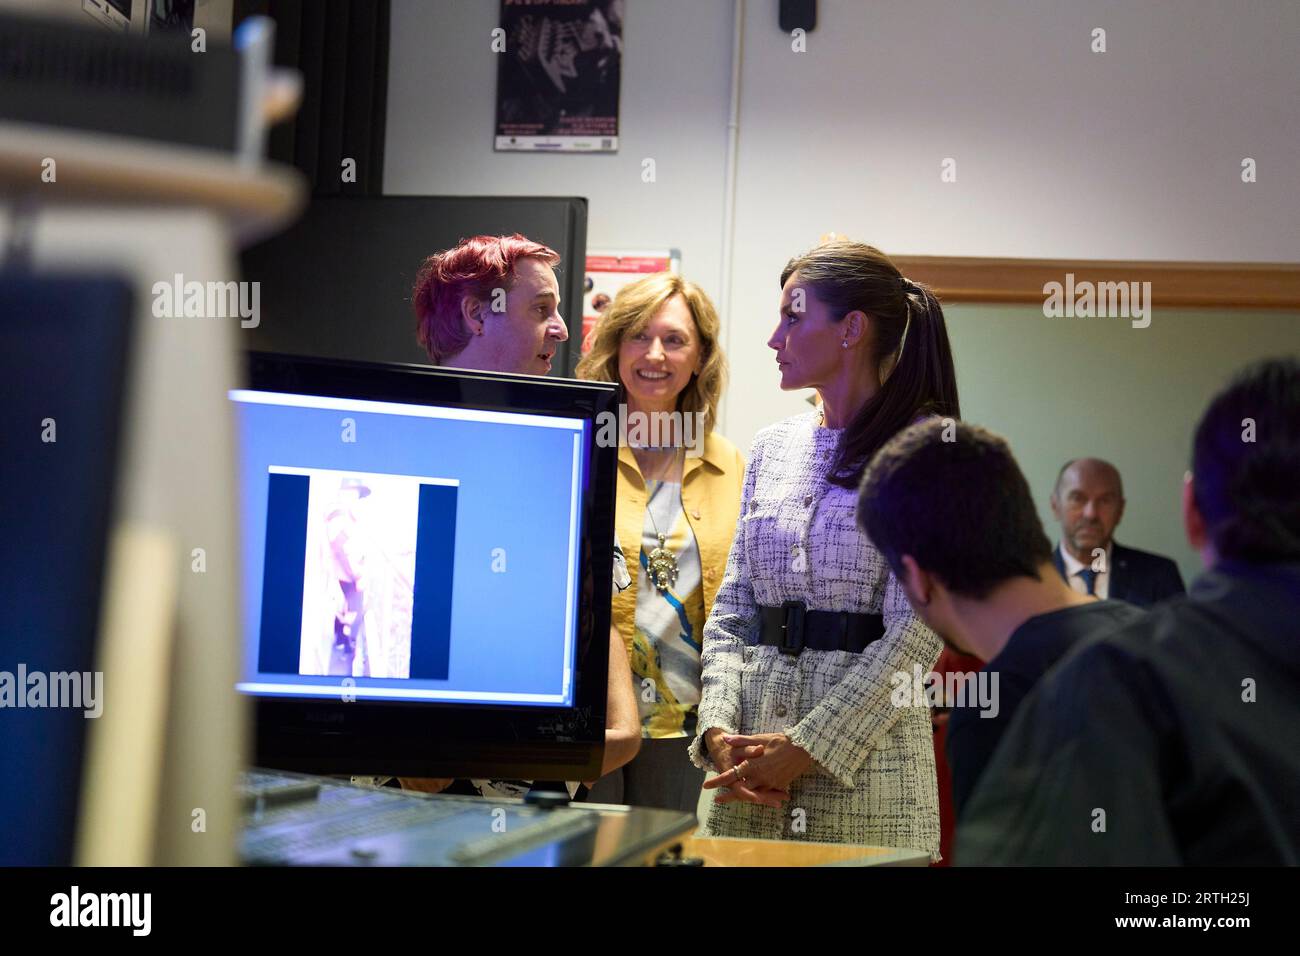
[233,352,621,782]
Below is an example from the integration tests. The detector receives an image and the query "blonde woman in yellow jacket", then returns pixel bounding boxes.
[577,273,745,812]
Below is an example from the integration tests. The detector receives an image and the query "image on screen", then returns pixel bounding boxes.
[231,389,589,708]
[296,468,428,679]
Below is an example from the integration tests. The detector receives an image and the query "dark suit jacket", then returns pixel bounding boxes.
[1053,542,1185,608]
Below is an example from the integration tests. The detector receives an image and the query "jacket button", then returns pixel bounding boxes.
[803,495,812,507]
[692,509,701,520]
[775,704,788,717]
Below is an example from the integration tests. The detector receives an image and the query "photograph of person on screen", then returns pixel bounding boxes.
[298,474,417,680]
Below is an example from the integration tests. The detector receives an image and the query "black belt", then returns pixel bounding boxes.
[753,601,885,655]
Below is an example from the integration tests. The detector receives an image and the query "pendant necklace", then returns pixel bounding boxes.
[644,449,682,592]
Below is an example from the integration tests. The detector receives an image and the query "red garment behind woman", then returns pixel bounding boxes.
[930,647,986,866]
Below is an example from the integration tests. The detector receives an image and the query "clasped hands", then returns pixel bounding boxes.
[702,728,814,807]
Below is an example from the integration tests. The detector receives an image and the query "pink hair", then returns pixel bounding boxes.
[412,234,561,364]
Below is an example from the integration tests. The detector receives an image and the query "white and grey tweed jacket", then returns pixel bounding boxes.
[688,411,942,858]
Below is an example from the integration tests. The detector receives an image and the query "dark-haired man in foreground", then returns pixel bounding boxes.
[856,420,1145,824]
[958,358,1300,864]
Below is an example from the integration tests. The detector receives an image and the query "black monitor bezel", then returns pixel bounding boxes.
[240,351,621,781]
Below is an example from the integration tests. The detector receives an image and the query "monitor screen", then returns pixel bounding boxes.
[235,353,620,780]
[233,391,586,706]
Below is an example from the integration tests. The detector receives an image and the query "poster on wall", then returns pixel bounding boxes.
[82,0,133,33]
[581,250,679,353]
[494,0,624,153]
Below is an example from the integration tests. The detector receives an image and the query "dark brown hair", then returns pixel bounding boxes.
[781,240,960,488]
[1193,357,1300,562]
[857,419,1052,598]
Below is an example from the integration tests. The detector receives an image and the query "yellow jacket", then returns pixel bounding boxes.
[610,430,746,650]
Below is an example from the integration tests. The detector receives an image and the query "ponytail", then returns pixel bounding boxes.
[829,281,960,488]
[780,241,961,488]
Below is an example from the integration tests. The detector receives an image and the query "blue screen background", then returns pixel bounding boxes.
[233,396,587,705]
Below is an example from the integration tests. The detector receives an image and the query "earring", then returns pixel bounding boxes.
[841,340,849,349]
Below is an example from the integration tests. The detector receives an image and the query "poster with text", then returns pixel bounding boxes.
[582,250,679,353]
[495,0,624,152]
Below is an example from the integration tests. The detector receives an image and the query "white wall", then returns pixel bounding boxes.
[722,0,1300,449]
[387,0,1299,450]
[386,1,1299,579]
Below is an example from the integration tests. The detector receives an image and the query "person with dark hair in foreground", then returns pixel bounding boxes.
[957,357,1300,865]
[856,420,1145,823]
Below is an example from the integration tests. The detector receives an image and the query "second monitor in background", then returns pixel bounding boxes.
[240,196,589,375]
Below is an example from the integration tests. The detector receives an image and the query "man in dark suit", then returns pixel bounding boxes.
[1049,457,1184,606]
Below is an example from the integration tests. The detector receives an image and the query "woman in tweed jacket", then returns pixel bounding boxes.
[689,240,960,858]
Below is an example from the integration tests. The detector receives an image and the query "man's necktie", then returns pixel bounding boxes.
[1078,568,1098,596]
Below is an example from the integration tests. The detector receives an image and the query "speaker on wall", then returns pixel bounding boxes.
[779,0,816,33]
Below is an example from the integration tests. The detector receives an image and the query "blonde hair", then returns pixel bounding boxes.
[576,273,727,435]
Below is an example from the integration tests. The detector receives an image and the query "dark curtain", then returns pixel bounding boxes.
[233,0,389,196]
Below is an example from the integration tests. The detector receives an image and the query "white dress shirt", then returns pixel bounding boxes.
[1060,542,1112,599]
